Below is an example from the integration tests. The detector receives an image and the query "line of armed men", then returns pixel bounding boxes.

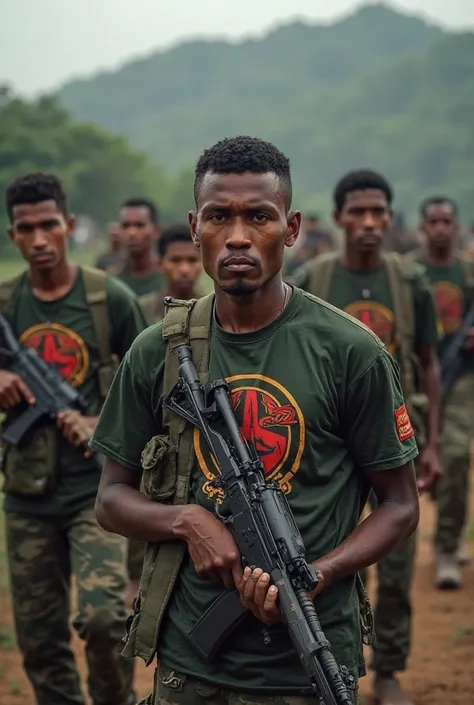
[0,150,472,705]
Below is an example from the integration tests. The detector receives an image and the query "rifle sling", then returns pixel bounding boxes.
[187,588,249,662]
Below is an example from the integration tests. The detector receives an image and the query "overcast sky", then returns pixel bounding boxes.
[1,0,473,95]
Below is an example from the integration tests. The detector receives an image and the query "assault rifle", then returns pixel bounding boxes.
[0,311,103,468]
[440,302,474,393]
[164,345,355,705]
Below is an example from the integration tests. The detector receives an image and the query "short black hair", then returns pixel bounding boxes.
[120,197,159,224]
[194,136,292,209]
[419,196,458,218]
[333,169,393,212]
[6,172,68,221]
[158,222,193,257]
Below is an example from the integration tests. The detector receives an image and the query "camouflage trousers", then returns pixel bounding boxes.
[361,532,416,674]
[5,506,136,705]
[137,665,360,705]
[435,372,474,554]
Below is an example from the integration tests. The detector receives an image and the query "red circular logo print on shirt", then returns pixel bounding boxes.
[432,282,463,335]
[344,301,395,353]
[20,323,89,387]
[194,374,305,503]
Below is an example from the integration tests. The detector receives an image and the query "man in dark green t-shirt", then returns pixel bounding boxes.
[415,196,474,589]
[293,170,441,705]
[117,196,163,298]
[0,173,147,705]
[90,138,420,705]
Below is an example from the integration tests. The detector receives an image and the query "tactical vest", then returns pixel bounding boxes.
[0,265,119,401]
[122,293,214,664]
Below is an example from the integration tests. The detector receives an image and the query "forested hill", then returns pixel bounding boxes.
[56,3,474,218]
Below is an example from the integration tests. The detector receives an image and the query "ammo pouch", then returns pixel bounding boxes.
[1,424,59,496]
[140,434,179,502]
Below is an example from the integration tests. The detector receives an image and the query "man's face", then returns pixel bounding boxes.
[161,240,202,296]
[9,200,74,272]
[119,206,157,256]
[421,203,457,249]
[334,189,392,254]
[189,171,300,296]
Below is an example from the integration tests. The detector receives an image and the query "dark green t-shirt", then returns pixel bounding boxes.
[91,287,418,692]
[415,257,474,372]
[1,269,147,516]
[297,261,438,363]
[117,269,163,298]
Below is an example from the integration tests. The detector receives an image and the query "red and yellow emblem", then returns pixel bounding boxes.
[20,323,89,387]
[432,281,463,335]
[344,301,395,353]
[394,404,414,442]
[194,374,305,503]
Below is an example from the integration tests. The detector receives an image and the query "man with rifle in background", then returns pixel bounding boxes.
[90,136,420,705]
[415,196,474,589]
[292,169,441,705]
[0,173,147,705]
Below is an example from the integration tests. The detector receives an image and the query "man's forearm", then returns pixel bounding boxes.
[313,499,419,589]
[95,478,195,543]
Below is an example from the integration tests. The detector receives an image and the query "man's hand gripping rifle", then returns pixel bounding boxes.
[0,311,103,468]
[164,345,355,705]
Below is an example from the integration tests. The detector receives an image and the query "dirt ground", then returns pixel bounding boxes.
[0,493,473,705]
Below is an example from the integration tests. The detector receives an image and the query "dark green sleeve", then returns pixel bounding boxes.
[106,276,149,359]
[90,327,165,470]
[343,348,419,472]
[413,275,439,351]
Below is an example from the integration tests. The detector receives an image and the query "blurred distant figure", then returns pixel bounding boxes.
[95,221,123,274]
[116,197,163,297]
[138,222,205,325]
[462,221,474,257]
[285,213,334,275]
[383,211,422,254]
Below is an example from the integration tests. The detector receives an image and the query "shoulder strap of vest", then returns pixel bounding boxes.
[0,272,25,316]
[135,292,214,662]
[382,253,415,395]
[80,265,111,363]
[162,292,214,501]
[304,251,340,299]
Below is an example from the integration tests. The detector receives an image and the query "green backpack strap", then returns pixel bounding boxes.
[0,273,25,316]
[80,266,111,363]
[383,252,416,397]
[296,251,340,300]
[134,292,214,664]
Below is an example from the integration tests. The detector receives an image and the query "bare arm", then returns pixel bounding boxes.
[96,458,191,540]
[314,461,419,588]
[416,344,442,491]
[95,458,243,589]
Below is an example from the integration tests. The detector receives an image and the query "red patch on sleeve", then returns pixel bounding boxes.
[394,404,414,442]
